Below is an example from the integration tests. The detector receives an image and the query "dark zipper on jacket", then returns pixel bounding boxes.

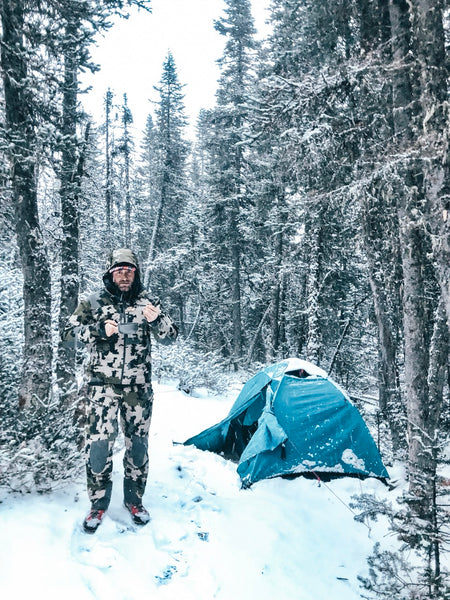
[120,295,127,383]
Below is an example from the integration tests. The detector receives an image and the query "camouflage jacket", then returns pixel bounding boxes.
[63,289,178,386]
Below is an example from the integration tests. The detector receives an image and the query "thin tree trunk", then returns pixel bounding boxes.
[122,95,132,247]
[230,201,243,368]
[246,301,272,366]
[328,295,369,377]
[105,89,113,248]
[361,189,406,457]
[305,202,323,364]
[269,192,287,359]
[144,194,163,288]
[270,280,281,357]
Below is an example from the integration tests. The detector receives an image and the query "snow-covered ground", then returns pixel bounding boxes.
[0,381,401,600]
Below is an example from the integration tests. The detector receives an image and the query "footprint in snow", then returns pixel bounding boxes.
[155,564,178,585]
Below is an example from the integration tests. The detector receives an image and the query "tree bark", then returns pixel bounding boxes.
[396,174,433,497]
[389,0,449,502]
[56,17,82,400]
[122,95,132,247]
[1,0,53,407]
[388,0,429,497]
[361,189,406,457]
[387,4,448,589]
[105,89,113,248]
[412,0,450,334]
[269,192,287,359]
[230,200,243,367]
[305,201,323,364]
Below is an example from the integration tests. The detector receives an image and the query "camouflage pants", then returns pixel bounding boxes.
[84,383,153,510]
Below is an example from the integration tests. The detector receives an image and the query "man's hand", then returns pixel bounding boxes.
[143,303,161,323]
[104,319,119,337]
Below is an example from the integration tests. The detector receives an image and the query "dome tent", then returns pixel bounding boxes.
[183,358,389,487]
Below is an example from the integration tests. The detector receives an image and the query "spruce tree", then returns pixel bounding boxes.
[202,0,257,368]
[249,0,372,379]
[0,0,53,407]
[104,88,114,248]
[143,51,189,329]
[120,93,134,247]
[135,114,160,259]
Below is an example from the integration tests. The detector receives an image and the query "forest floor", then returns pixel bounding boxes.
[0,379,407,600]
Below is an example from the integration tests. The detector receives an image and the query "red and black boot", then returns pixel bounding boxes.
[124,502,150,525]
[82,507,106,533]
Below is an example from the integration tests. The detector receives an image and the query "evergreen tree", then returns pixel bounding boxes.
[143,51,189,329]
[119,93,134,246]
[202,0,257,368]
[0,0,54,407]
[0,0,151,490]
[134,113,160,259]
[53,1,150,401]
[249,0,372,380]
[387,6,449,591]
[104,88,114,248]
[101,88,126,250]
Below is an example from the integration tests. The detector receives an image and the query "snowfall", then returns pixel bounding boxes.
[0,378,404,600]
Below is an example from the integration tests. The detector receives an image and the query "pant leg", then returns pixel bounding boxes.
[84,383,120,510]
[120,384,154,505]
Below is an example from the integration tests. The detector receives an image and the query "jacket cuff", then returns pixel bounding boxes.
[96,321,107,338]
[148,313,162,328]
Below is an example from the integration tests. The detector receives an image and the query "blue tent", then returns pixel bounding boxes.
[184,358,389,487]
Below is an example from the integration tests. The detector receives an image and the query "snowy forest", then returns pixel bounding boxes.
[0,0,450,598]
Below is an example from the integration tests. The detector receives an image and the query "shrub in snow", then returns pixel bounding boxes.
[152,338,242,395]
[0,397,84,493]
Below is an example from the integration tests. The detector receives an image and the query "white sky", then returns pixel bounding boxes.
[81,0,272,141]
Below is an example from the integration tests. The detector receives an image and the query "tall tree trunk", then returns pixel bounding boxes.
[144,162,167,288]
[1,0,53,407]
[305,202,323,364]
[144,194,163,288]
[389,0,427,494]
[270,279,281,357]
[412,0,450,334]
[361,189,406,457]
[56,18,81,401]
[388,3,448,591]
[105,89,113,248]
[269,192,287,359]
[122,94,132,247]
[389,0,438,509]
[389,0,448,501]
[230,200,243,368]
[230,133,243,369]
[396,172,433,498]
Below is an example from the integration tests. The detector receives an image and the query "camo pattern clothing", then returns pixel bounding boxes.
[64,283,178,510]
[85,383,153,509]
[64,289,177,386]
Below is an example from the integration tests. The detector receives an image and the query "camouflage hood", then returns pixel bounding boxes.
[102,248,143,301]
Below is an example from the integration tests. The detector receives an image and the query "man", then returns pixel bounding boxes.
[64,248,178,533]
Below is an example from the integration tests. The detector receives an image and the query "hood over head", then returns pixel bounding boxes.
[103,248,143,301]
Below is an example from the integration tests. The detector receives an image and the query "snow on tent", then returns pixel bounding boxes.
[183,358,389,487]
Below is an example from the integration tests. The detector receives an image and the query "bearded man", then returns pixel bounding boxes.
[64,248,178,533]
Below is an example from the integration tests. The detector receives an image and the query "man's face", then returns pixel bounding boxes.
[111,265,136,292]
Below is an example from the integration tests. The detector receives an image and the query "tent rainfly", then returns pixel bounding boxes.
[183,358,389,487]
